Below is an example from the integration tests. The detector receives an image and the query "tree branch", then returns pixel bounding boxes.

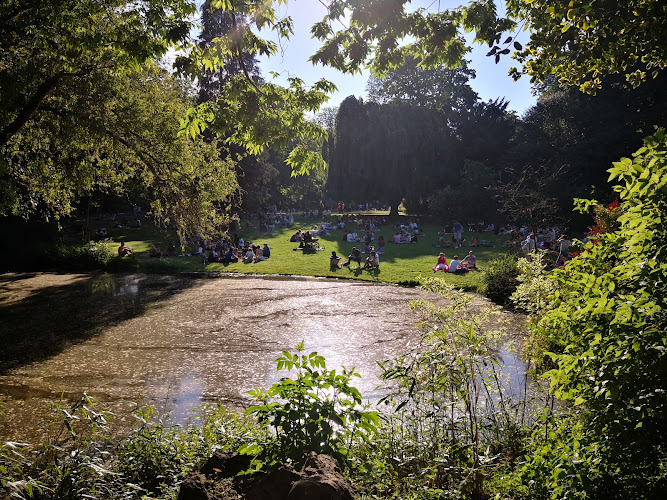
[0,72,65,147]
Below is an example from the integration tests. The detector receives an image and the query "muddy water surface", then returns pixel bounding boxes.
[0,272,527,443]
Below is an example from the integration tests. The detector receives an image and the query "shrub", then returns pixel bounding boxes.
[482,254,519,307]
[46,241,114,269]
[510,251,558,314]
[241,341,379,469]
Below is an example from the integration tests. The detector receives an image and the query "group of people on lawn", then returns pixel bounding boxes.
[209,242,270,263]
[330,247,379,270]
[433,251,477,273]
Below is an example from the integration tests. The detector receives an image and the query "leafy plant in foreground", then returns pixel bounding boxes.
[366,278,527,499]
[242,341,379,469]
[523,129,667,497]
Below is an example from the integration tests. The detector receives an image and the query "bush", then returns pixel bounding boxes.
[510,251,558,314]
[45,240,114,269]
[482,254,519,307]
[242,341,379,469]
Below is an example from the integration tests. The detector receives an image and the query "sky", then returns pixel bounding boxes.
[256,0,537,115]
[164,1,538,115]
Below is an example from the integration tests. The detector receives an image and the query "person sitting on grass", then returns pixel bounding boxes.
[118,241,132,257]
[377,235,385,254]
[448,255,468,273]
[433,252,449,272]
[290,230,302,242]
[167,243,178,257]
[244,245,255,263]
[364,249,380,269]
[149,244,162,258]
[254,245,268,262]
[462,251,477,270]
[330,251,342,269]
[262,243,271,259]
[223,246,239,263]
[342,247,362,268]
[209,248,221,263]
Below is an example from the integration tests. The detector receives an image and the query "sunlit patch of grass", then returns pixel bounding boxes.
[59,215,510,288]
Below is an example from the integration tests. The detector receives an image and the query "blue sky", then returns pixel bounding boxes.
[257,0,537,115]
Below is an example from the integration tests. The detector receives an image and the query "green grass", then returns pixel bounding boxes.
[97,215,509,290]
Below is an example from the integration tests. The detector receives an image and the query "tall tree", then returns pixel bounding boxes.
[197,0,261,103]
[328,96,457,216]
[366,55,479,131]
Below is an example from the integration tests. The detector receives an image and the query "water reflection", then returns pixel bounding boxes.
[0,272,529,443]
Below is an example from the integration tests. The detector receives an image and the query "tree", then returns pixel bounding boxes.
[506,0,667,92]
[0,0,196,148]
[1,63,238,237]
[0,0,242,236]
[328,96,457,216]
[197,0,261,103]
[497,72,667,226]
[366,55,479,129]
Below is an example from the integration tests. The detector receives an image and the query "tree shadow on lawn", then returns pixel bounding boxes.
[0,272,201,374]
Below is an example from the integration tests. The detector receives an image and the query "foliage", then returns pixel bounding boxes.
[528,130,667,496]
[242,342,379,469]
[1,63,239,238]
[366,56,479,124]
[498,75,667,223]
[357,278,522,499]
[587,199,623,236]
[0,394,116,499]
[510,251,558,314]
[0,0,196,148]
[427,160,499,221]
[483,254,519,307]
[507,0,667,92]
[0,397,263,499]
[44,241,115,270]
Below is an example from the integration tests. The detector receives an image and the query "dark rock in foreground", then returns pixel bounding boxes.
[178,451,358,500]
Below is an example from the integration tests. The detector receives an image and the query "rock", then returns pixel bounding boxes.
[200,451,253,478]
[177,472,212,500]
[288,453,358,500]
[177,451,357,500]
[244,464,301,500]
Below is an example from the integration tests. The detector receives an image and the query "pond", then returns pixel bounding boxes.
[0,272,529,443]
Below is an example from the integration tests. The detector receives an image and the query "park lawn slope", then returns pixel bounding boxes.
[100,216,508,289]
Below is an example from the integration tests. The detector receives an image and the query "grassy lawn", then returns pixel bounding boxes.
[99,215,509,290]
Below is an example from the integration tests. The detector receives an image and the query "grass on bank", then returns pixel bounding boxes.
[94,215,509,289]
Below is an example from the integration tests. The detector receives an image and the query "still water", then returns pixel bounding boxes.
[0,272,528,443]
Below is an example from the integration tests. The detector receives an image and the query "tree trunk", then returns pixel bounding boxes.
[387,201,401,221]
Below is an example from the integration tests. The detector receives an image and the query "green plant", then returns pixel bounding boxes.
[524,130,667,497]
[241,341,379,469]
[482,254,519,307]
[362,278,524,499]
[510,251,558,314]
[46,241,114,269]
